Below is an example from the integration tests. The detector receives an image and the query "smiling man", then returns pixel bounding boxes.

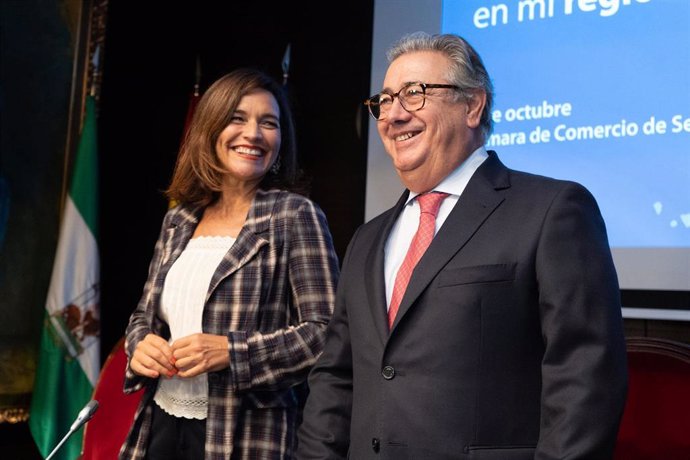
[297,32,628,460]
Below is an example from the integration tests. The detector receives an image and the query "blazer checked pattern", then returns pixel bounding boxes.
[298,152,628,459]
[119,189,339,459]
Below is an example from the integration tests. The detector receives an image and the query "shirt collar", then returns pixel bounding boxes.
[406,146,489,205]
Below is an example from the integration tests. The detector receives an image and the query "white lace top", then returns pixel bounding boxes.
[153,236,235,420]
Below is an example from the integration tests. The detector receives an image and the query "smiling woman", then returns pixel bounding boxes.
[214,89,282,192]
[120,68,340,460]
[166,69,302,208]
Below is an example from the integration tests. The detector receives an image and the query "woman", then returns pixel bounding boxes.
[119,68,339,459]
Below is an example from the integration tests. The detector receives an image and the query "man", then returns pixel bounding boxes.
[297,32,627,459]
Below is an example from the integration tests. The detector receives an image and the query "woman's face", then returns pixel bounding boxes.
[215,88,281,187]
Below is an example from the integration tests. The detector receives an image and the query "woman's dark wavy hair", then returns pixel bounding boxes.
[166,68,305,207]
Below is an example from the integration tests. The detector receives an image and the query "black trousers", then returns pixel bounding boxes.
[146,403,206,460]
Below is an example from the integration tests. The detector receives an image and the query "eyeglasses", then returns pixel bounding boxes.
[364,82,460,120]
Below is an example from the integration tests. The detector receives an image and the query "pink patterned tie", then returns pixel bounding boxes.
[388,192,449,328]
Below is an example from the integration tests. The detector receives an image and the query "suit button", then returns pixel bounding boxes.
[372,437,380,453]
[382,365,395,380]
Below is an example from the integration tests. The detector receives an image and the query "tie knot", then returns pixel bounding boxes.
[417,192,449,217]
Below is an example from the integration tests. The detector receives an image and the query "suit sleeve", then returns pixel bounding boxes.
[227,199,340,392]
[535,182,628,459]
[296,226,362,459]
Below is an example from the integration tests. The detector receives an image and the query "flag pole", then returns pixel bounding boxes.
[90,45,100,97]
[194,54,201,97]
[282,43,291,87]
[60,0,88,221]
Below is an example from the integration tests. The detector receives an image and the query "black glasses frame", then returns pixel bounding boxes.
[364,82,460,120]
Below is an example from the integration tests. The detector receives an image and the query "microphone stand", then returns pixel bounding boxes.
[46,400,99,460]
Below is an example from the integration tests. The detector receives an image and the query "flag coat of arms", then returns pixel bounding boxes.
[30,95,100,460]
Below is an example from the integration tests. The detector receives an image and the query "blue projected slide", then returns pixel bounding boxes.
[442,0,690,249]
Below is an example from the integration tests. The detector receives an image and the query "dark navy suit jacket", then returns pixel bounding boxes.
[297,152,627,459]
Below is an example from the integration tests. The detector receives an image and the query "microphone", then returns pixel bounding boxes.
[70,399,99,431]
[46,400,99,460]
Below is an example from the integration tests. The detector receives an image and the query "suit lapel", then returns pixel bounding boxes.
[390,153,510,330]
[365,191,409,344]
[206,189,275,299]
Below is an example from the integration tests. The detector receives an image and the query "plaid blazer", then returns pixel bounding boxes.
[119,189,339,459]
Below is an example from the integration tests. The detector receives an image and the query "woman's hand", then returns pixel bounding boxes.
[171,333,230,378]
[130,333,177,379]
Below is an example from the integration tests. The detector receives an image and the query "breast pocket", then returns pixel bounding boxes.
[437,263,516,287]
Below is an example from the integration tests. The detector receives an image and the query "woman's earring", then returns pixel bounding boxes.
[270,156,281,174]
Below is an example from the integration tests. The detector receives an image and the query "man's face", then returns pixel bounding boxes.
[377,51,485,193]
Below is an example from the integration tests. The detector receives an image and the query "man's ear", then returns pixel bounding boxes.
[465,90,486,129]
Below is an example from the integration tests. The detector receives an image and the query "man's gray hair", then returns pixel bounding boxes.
[387,32,494,138]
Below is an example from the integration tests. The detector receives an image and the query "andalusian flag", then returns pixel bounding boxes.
[30,95,100,459]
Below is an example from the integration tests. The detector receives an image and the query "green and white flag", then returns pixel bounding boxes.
[30,95,100,460]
